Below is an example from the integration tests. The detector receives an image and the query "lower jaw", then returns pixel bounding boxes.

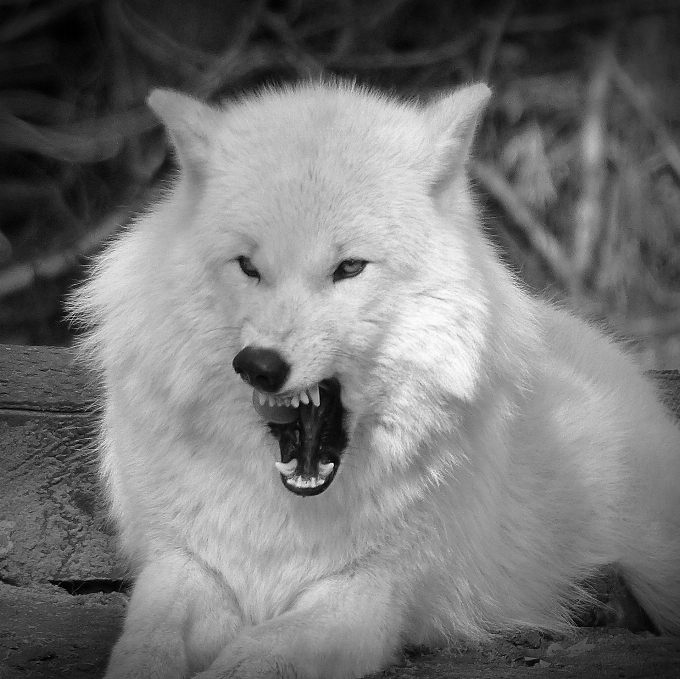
[280,462,339,496]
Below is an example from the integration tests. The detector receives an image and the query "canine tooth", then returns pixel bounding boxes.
[275,459,298,477]
[318,462,334,478]
[309,384,321,407]
[299,390,310,405]
[291,394,300,408]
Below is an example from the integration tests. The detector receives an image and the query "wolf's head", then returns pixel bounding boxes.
[142,81,501,499]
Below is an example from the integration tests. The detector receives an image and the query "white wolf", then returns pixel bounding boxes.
[70,81,680,679]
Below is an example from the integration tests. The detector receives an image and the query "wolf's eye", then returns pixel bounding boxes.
[333,259,368,283]
[237,256,260,280]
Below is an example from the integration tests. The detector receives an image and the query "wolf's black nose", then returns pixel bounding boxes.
[232,346,290,393]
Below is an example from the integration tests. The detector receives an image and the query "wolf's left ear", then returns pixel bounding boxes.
[147,89,221,179]
[425,83,491,192]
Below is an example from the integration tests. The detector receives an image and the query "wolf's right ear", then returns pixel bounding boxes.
[425,83,491,193]
[147,89,220,177]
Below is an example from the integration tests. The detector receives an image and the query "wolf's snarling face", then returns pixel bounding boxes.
[147,82,491,496]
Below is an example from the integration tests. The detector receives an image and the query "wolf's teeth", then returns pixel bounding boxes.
[275,459,298,477]
[287,475,323,489]
[257,384,322,410]
[309,384,321,407]
[318,462,334,478]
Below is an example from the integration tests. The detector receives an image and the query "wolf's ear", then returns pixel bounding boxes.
[147,89,220,177]
[425,83,491,192]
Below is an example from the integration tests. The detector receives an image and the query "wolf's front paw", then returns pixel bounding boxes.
[103,638,188,679]
[194,637,297,679]
[103,659,187,679]
[195,658,295,679]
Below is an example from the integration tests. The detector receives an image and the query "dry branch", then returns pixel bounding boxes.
[197,0,268,96]
[612,61,680,182]
[471,160,576,289]
[0,202,136,298]
[324,31,480,70]
[0,106,156,163]
[113,1,208,81]
[506,0,680,34]
[0,0,95,43]
[478,0,516,81]
[616,311,680,339]
[572,35,614,277]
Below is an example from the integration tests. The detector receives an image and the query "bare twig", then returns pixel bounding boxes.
[615,310,680,339]
[259,9,325,79]
[0,106,157,163]
[0,180,78,227]
[471,160,577,289]
[323,30,480,70]
[0,200,139,299]
[201,46,291,97]
[506,0,680,34]
[0,90,77,123]
[113,0,207,81]
[197,0,267,97]
[593,179,622,298]
[362,0,412,29]
[0,0,95,42]
[641,269,680,308]
[0,230,11,264]
[102,0,155,186]
[612,60,680,182]
[478,0,516,82]
[573,35,615,278]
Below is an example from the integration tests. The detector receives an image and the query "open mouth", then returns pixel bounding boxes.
[252,378,347,496]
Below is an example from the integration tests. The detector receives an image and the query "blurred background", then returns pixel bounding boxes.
[1,0,680,367]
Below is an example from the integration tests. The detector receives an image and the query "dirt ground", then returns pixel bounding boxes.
[1,582,680,679]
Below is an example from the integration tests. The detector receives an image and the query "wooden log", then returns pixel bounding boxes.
[0,344,120,584]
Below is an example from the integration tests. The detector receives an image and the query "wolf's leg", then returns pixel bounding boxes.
[195,569,405,679]
[104,551,242,679]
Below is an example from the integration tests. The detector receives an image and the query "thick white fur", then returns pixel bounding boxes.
[70,81,680,679]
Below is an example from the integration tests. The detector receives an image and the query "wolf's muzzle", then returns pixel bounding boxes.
[268,378,347,497]
[233,347,348,496]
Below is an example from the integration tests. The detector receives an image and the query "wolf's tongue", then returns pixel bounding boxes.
[251,391,298,424]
